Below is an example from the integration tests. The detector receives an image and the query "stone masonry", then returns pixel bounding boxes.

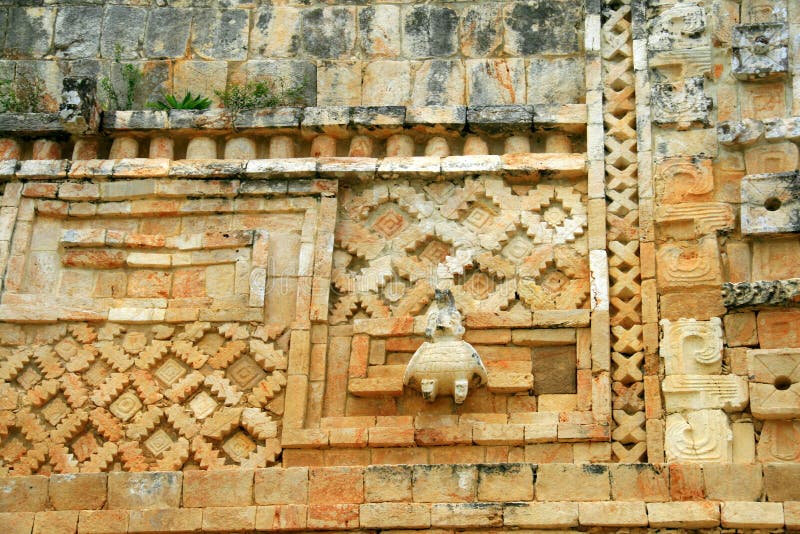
[0,0,799,532]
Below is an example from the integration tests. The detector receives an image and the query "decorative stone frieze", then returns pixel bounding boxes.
[732,23,789,80]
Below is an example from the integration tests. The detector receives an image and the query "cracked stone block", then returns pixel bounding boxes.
[741,171,800,235]
[358,6,401,58]
[302,7,356,60]
[191,9,250,61]
[402,5,459,59]
[100,6,147,60]
[5,7,55,59]
[665,409,732,462]
[732,23,788,80]
[251,7,302,58]
[647,2,708,52]
[144,8,193,59]
[54,6,102,59]
[362,61,410,107]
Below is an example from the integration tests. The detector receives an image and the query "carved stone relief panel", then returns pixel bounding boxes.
[741,171,800,235]
[660,318,724,375]
[748,348,800,419]
[665,409,733,462]
[732,23,789,80]
[0,178,333,474]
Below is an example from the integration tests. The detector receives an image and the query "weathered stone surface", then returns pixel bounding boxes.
[665,410,732,462]
[466,60,526,105]
[191,9,250,61]
[402,6,458,59]
[527,57,585,105]
[302,7,356,59]
[144,8,193,59]
[54,7,102,59]
[251,7,302,58]
[5,8,55,59]
[100,6,147,60]
[732,23,788,80]
[503,1,582,55]
[741,171,800,235]
[358,6,401,58]
[460,5,502,57]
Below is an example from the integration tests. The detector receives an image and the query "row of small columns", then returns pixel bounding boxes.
[0,132,574,161]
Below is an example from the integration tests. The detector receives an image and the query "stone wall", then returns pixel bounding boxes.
[0,1,585,109]
[0,0,800,532]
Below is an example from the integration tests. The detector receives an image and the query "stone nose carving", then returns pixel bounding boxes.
[403,289,488,404]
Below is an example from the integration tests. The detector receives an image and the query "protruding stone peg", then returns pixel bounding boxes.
[425,137,450,157]
[108,137,138,159]
[386,134,415,157]
[463,135,489,156]
[348,135,374,157]
[185,137,217,160]
[72,139,99,160]
[310,135,337,157]
[224,137,257,160]
[269,136,295,159]
[504,135,531,154]
[149,137,174,160]
[32,139,62,160]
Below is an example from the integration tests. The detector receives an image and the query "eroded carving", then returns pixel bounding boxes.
[403,289,488,404]
[665,410,732,462]
[660,318,724,375]
[748,348,800,419]
[652,77,713,128]
[741,171,800,235]
[732,23,789,80]
[656,236,723,291]
[662,374,749,412]
[758,420,800,462]
[722,279,800,307]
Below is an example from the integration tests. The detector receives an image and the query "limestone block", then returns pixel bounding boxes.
[749,348,800,419]
[410,60,465,106]
[652,77,713,128]
[656,236,722,292]
[662,374,748,412]
[665,410,732,462]
[757,309,800,348]
[578,501,648,527]
[722,502,784,529]
[100,6,147,60]
[254,467,308,505]
[365,465,412,503]
[144,8,192,59]
[402,5,458,58]
[503,1,582,55]
[54,6,102,59]
[732,23,789,80]
[723,312,759,347]
[741,171,800,235]
[476,463,534,502]
[360,503,430,529]
[174,61,228,108]
[758,420,800,461]
[0,476,48,512]
[358,6,401,58]
[128,509,202,533]
[466,59,526,105]
[412,464,476,503]
[317,62,362,106]
[527,57,585,105]
[732,420,756,463]
[251,7,302,58]
[660,318,723,375]
[460,5,502,57]
[703,464,763,501]
[183,470,254,508]
[191,9,249,61]
[108,472,182,510]
[48,473,106,510]
[78,510,129,534]
[362,61,411,106]
[503,501,578,528]
[753,239,800,280]
[742,82,786,119]
[647,502,720,528]
[647,2,708,52]
[535,464,610,501]
[302,7,356,59]
[765,463,800,500]
[230,60,316,108]
[185,138,218,160]
[5,8,54,58]
[609,464,669,502]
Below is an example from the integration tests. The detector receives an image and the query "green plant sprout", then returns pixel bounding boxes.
[147,91,211,111]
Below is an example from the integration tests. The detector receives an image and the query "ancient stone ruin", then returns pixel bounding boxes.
[0,0,798,532]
